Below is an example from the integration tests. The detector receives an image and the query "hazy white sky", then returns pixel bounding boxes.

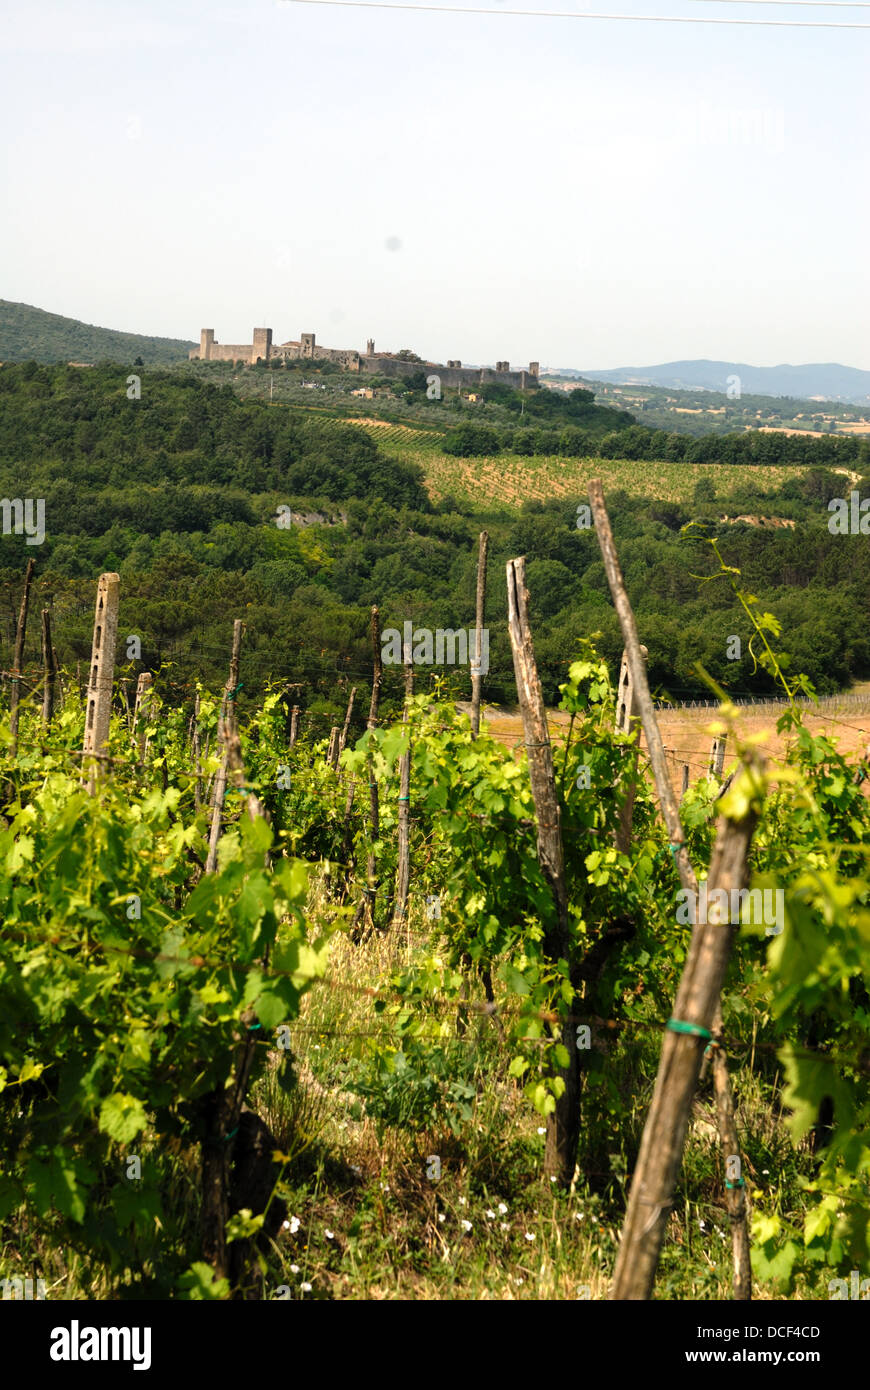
[2,0,868,370]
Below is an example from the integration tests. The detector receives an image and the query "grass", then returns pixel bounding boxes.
[0,894,830,1302]
[246,907,826,1301]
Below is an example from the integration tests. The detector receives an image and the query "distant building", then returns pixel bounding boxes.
[190,323,539,389]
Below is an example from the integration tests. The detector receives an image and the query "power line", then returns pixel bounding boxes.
[279,0,870,26]
[690,0,870,6]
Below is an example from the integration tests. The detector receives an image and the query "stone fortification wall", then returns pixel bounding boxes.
[190,327,537,387]
[361,355,536,391]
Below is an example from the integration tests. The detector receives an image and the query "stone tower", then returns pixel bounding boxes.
[529,361,540,377]
[252,327,272,363]
[200,329,215,360]
[366,338,375,356]
[301,332,316,358]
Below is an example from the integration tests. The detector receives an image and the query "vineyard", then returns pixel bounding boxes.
[1,483,868,1308]
[354,426,809,511]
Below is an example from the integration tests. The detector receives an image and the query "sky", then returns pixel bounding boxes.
[1,0,868,372]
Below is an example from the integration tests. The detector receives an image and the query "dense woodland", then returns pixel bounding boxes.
[2,363,870,726]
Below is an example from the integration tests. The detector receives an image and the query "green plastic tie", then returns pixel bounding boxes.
[666,1018,712,1041]
[398,796,410,802]
[248,1023,262,1030]
[669,841,686,865]
[725,1179,745,1189]
[223,1126,239,1143]
[228,681,244,699]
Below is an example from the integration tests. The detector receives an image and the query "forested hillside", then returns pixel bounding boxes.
[0,300,194,365]
[2,362,870,718]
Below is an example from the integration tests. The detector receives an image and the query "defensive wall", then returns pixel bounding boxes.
[190,327,539,389]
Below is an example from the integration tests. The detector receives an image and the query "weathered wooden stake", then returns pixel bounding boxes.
[206,621,244,875]
[710,735,727,780]
[326,726,340,769]
[339,686,356,756]
[507,555,579,1187]
[192,692,202,813]
[711,999,752,1300]
[680,763,690,802]
[351,606,383,938]
[470,530,488,739]
[588,480,753,1301]
[82,572,120,793]
[54,655,66,711]
[9,558,35,756]
[614,644,648,853]
[289,705,300,746]
[41,608,55,727]
[391,654,414,932]
[132,672,154,759]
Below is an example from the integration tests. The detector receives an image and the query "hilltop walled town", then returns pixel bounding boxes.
[190,327,539,391]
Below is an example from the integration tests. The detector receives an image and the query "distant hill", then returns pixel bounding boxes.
[560,359,870,406]
[0,300,195,365]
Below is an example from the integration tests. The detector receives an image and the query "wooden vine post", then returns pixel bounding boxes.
[588,480,753,1301]
[391,640,414,933]
[201,717,277,1297]
[326,726,340,769]
[41,609,55,727]
[506,556,580,1187]
[614,644,647,853]
[132,672,154,760]
[205,620,243,875]
[82,572,120,794]
[339,686,356,756]
[192,691,202,812]
[9,558,35,756]
[710,735,727,780]
[470,530,488,739]
[351,606,383,938]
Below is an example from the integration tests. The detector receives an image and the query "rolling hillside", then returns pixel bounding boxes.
[0,299,195,364]
[569,358,870,405]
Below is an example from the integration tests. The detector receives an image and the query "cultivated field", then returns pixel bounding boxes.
[347,421,806,510]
